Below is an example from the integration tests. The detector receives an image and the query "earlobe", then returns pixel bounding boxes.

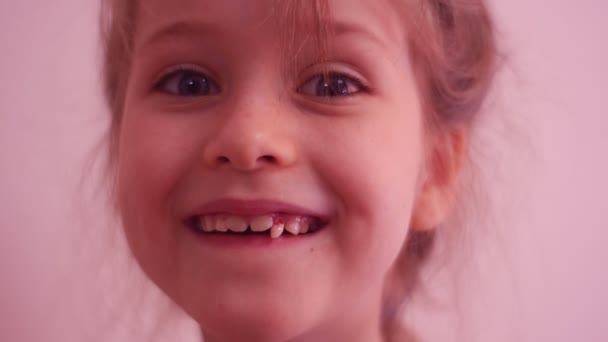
[410,128,468,231]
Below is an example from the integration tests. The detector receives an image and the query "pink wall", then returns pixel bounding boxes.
[1,0,607,341]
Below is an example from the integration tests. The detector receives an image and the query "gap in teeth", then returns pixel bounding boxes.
[195,214,319,238]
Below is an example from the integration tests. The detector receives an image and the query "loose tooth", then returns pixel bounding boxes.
[270,223,285,239]
[285,219,301,236]
[226,216,248,232]
[250,215,274,232]
[202,216,214,232]
[215,216,228,232]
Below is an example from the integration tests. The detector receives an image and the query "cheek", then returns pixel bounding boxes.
[117,117,183,217]
[312,101,424,279]
[116,103,208,210]
[115,108,200,287]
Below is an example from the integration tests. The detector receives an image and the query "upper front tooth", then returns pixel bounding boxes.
[202,216,214,232]
[285,218,301,235]
[250,215,274,232]
[225,215,248,232]
[214,216,228,232]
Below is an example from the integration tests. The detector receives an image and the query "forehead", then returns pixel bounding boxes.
[133,0,406,52]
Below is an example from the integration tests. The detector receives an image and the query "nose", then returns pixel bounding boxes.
[202,100,297,172]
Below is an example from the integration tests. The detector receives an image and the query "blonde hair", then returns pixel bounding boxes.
[100,0,498,340]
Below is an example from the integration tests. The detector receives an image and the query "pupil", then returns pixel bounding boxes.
[316,75,349,97]
[179,74,209,96]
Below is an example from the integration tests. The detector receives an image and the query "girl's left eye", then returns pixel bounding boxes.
[298,72,365,98]
[155,69,220,97]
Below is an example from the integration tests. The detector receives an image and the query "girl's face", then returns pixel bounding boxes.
[117,0,431,340]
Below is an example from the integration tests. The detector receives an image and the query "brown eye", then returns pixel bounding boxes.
[157,69,220,97]
[298,72,365,97]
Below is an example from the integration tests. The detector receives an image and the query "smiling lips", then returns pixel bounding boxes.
[186,199,328,239]
[192,214,323,239]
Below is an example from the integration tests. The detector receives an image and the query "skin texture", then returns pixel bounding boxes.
[116,0,463,341]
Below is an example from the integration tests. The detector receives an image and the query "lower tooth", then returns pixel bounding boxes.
[270,223,285,239]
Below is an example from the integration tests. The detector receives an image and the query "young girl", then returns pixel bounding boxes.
[101,0,497,340]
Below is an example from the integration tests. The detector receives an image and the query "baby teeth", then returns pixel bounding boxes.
[225,216,248,232]
[197,214,318,237]
[216,219,228,232]
[300,221,310,234]
[250,215,274,232]
[202,216,215,232]
[285,218,301,235]
[270,223,285,239]
[214,216,228,232]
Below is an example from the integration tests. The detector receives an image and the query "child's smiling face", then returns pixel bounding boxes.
[116,0,438,340]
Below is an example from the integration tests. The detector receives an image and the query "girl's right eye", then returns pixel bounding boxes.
[155,69,220,97]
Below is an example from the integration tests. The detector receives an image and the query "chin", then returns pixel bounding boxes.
[192,292,322,342]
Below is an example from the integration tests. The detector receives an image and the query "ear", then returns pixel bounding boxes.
[411,127,468,231]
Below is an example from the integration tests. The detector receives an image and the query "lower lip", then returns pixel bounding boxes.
[186,225,326,248]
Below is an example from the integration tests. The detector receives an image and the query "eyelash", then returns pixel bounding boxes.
[153,65,221,97]
[153,66,368,98]
[298,72,368,98]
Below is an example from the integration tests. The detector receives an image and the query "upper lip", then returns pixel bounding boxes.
[187,198,330,221]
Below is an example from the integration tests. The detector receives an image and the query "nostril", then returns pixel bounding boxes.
[259,155,277,163]
[217,156,230,164]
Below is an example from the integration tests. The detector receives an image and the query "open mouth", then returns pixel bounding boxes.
[186,214,326,239]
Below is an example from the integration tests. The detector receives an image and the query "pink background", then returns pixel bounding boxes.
[1,0,607,341]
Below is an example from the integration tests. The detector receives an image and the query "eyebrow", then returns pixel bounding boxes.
[137,21,222,51]
[331,21,389,48]
[137,18,389,52]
